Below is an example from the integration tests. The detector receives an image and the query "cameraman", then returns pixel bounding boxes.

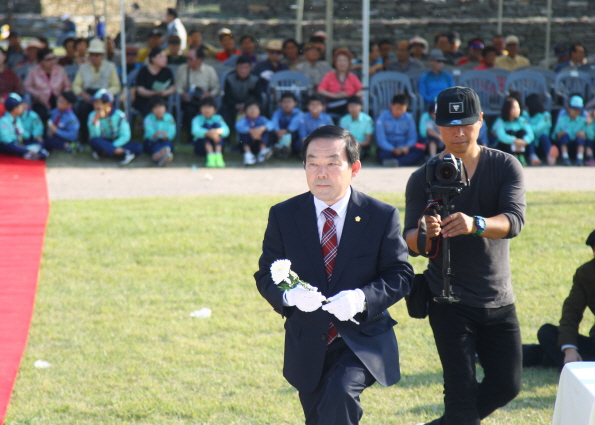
[404,87,526,425]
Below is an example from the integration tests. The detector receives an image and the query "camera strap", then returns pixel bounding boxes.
[417,199,441,258]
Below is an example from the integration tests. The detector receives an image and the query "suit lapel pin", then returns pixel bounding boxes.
[355,216,361,222]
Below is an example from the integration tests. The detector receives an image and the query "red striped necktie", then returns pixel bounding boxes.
[321,208,339,345]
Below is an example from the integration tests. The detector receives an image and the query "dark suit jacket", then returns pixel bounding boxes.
[254,188,414,393]
[558,258,595,347]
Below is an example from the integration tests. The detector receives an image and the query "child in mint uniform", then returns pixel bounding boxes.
[88,89,141,166]
[45,91,80,152]
[0,93,48,160]
[418,101,444,156]
[20,107,44,145]
[339,96,373,156]
[143,97,176,167]
[492,96,534,166]
[552,95,590,166]
[271,92,302,158]
[191,97,230,168]
[525,93,558,166]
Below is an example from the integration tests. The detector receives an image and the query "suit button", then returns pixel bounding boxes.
[321,334,326,340]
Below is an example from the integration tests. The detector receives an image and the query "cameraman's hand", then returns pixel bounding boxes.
[284,286,326,312]
[441,212,475,238]
[564,347,582,364]
[424,215,442,240]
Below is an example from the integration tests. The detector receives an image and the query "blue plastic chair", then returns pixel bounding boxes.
[458,70,504,117]
[485,67,510,92]
[555,69,594,107]
[369,71,421,120]
[267,70,311,113]
[504,70,552,111]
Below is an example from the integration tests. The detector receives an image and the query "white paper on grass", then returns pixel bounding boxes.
[34,360,51,368]
[190,308,212,318]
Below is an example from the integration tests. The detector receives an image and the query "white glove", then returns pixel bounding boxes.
[322,289,366,321]
[284,286,326,312]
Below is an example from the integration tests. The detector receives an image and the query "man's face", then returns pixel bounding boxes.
[506,43,519,57]
[169,43,181,56]
[395,42,410,62]
[241,38,255,55]
[304,138,361,206]
[152,104,166,120]
[390,103,407,119]
[284,42,299,60]
[89,52,103,67]
[379,43,392,59]
[493,37,505,54]
[430,59,444,72]
[308,101,323,117]
[304,48,320,62]
[236,63,251,79]
[267,49,282,63]
[571,45,585,63]
[148,36,161,49]
[190,32,202,46]
[221,35,235,50]
[411,43,424,57]
[65,40,76,55]
[484,51,497,67]
[187,51,202,70]
[280,97,297,113]
[76,41,88,55]
[436,36,450,53]
[126,50,137,64]
[438,116,483,156]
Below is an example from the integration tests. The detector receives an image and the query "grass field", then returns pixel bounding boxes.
[6,191,595,424]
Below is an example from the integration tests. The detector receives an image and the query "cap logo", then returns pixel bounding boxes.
[449,102,464,113]
[450,119,463,125]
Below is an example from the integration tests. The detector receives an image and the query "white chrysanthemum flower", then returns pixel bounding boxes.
[270,259,292,284]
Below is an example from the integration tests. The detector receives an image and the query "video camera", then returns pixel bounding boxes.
[425,153,469,196]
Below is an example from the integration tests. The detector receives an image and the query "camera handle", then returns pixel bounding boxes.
[433,193,460,304]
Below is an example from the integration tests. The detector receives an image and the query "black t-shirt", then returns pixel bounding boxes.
[135,66,174,93]
[404,146,526,308]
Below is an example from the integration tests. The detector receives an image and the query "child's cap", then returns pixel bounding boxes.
[569,95,584,110]
[93,89,114,104]
[4,93,23,112]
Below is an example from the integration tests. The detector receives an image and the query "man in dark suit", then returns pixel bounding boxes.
[254,125,414,425]
[524,230,595,369]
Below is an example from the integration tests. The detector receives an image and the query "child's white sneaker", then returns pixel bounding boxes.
[244,151,257,165]
[257,148,272,163]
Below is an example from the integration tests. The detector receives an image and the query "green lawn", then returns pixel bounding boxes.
[6,192,595,424]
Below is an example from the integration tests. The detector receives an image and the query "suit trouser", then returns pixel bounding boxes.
[298,338,375,425]
[427,302,522,425]
[524,323,595,369]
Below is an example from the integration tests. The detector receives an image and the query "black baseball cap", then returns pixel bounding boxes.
[586,230,595,248]
[435,86,482,127]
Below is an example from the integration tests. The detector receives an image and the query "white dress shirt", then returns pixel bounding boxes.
[313,186,351,244]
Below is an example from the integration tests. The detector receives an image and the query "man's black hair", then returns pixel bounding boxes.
[434,32,449,45]
[280,92,298,102]
[482,46,498,58]
[569,42,587,56]
[301,125,360,167]
[378,38,392,48]
[188,29,201,37]
[36,47,53,62]
[62,37,76,49]
[391,93,410,106]
[283,38,300,50]
[239,35,255,44]
[167,8,178,18]
[236,55,251,66]
[199,97,218,109]
[309,36,325,44]
[61,91,77,105]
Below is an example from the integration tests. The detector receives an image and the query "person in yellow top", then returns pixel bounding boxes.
[494,35,530,71]
[72,38,121,142]
[136,29,163,64]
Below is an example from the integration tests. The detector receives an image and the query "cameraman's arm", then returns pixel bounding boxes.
[405,216,441,255]
[440,213,511,239]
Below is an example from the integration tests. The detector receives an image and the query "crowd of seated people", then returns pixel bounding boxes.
[2,11,595,167]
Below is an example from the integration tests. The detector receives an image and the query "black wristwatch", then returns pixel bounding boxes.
[472,216,486,236]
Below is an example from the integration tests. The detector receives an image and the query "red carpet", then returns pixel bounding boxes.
[0,156,49,424]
